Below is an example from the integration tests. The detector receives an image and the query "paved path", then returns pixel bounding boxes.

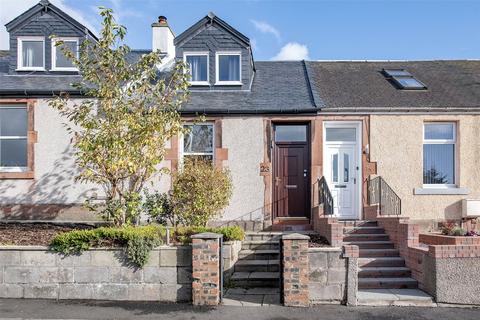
[1,298,480,320]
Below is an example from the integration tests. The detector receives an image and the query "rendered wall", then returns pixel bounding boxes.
[370,115,480,222]
[0,246,192,301]
[0,99,171,220]
[220,117,265,221]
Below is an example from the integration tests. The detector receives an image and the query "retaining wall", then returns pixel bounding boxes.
[0,246,192,301]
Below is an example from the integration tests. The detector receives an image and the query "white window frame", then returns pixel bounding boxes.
[422,122,457,188]
[16,36,45,71]
[215,51,242,85]
[180,123,215,163]
[183,51,209,85]
[51,37,79,71]
[0,105,28,172]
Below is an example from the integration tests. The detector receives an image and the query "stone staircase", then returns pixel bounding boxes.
[342,220,418,289]
[229,232,281,288]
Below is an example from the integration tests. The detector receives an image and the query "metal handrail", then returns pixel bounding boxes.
[318,176,334,215]
[367,176,401,216]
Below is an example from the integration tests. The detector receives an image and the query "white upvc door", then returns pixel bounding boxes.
[323,122,362,220]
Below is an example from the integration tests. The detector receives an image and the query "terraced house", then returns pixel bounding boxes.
[1,0,480,305]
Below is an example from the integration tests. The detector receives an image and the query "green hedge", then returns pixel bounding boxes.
[50,225,166,268]
[173,226,244,245]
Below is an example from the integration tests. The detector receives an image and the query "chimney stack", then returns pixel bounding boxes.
[152,15,175,58]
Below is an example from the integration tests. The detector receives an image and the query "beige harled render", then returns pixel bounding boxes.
[369,114,480,222]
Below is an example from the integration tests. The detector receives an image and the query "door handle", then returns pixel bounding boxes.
[303,169,308,177]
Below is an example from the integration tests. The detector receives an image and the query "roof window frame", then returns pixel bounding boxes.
[383,68,427,90]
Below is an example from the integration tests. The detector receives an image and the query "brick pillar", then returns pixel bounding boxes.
[191,232,223,306]
[282,233,310,307]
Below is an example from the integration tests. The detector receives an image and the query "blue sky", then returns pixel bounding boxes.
[2,0,480,61]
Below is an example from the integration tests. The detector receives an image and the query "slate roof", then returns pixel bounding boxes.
[307,60,480,112]
[183,61,317,114]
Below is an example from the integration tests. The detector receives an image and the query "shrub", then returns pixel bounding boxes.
[451,227,467,237]
[440,221,456,235]
[142,190,176,225]
[173,226,244,245]
[171,158,233,227]
[50,225,165,268]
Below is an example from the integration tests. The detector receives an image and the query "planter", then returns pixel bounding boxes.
[419,233,480,245]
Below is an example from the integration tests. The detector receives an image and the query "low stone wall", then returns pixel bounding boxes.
[308,246,357,305]
[222,240,242,282]
[308,247,346,304]
[0,246,192,301]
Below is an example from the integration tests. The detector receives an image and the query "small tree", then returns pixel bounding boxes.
[171,159,233,227]
[49,8,190,226]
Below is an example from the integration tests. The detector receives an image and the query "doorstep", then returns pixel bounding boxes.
[222,288,280,307]
[357,289,436,307]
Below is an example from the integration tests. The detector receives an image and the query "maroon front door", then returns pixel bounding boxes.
[273,124,310,218]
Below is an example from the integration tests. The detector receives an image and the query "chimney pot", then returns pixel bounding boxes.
[158,16,167,24]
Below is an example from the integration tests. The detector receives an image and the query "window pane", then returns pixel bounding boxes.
[0,107,27,136]
[183,125,213,153]
[56,41,77,68]
[424,123,454,140]
[344,153,349,182]
[423,144,454,184]
[275,125,307,142]
[184,155,213,163]
[394,77,425,89]
[218,55,240,82]
[325,128,356,142]
[0,139,27,167]
[332,154,338,183]
[186,55,207,82]
[22,40,43,68]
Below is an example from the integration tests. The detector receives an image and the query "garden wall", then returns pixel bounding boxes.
[0,246,192,301]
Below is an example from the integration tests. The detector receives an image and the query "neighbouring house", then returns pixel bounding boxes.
[1,0,480,232]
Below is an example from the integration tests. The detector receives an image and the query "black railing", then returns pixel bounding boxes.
[368,176,401,216]
[318,176,334,215]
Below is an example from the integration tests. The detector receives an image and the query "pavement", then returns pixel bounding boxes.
[1,299,480,320]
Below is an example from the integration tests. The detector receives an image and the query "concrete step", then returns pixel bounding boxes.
[343,234,390,242]
[359,249,400,257]
[234,259,280,272]
[238,249,279,260]
[340,220,378,227]
[342,241,395,249]
[230,272,280,288]
[343,227,385,235]
[358,277,418,289]
[241,241,280,250]
[358,257,405,268]
[244,233,282,242]
[357,289,435,307]
[358,267,411,278]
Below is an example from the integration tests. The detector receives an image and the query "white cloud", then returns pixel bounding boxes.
[0,0,98,50]
[272,42,310,61]
[250,19,281,42]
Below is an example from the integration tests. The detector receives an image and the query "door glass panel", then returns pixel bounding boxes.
[325,128,356,142]
[275,125,307,142]
[332,153,338,183]
[344,153,349,182]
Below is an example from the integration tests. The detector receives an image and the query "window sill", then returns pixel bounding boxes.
[0,171,34,179]
[15,68,46,72]
[414,187,470,195]
[51,68,79,72]
[188,81,210,86]
[214,81,242,86]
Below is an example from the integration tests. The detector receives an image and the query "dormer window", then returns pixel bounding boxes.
[17,36,45,71]
[184,52,209,85]
[216,52,241,85]
[51,38,79,71]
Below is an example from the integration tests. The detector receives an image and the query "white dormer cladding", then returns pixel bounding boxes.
[152,16,175,69]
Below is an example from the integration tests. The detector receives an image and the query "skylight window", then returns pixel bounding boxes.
[383,69,427,90]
